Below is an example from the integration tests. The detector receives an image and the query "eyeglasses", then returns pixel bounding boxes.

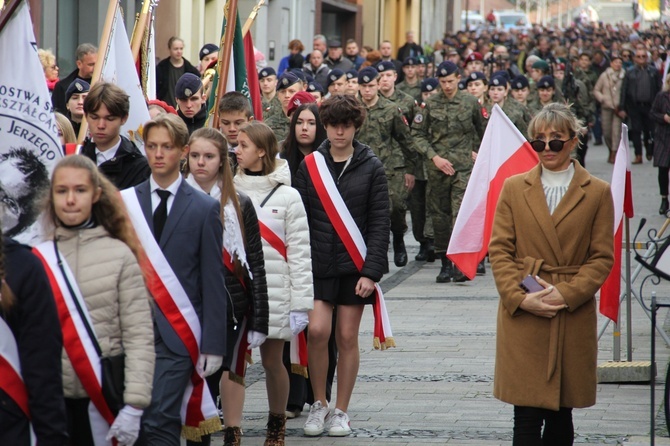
[635,55,648,59]
[529,138,572,153]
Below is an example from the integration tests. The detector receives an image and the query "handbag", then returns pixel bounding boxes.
[53,239,125,416]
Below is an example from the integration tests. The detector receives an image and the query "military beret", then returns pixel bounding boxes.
[258,67,277,80]
[458,80,467,90]
[199,43,219,61]
[436,61,459,77]
[464,71,487,85]
[65,79,90,102]
[532,59,550,71]
[403,57,418,66]
[287,91,316,117]
[289,68,307,82]
[464,52,483,64]
[327,39,342,48]
[555,63,566,71]
[306,81,324,94]
[492,70,510,82]
[346,69,359,80]
[510,75,529,90]
[326,69,346,87]
[537,75,555,89]
[421,77,438,93]
[276,72,301,91]
[376,60,396,73]
[175,73,203,99]
[358,67,379,85]
[489,75,508,87]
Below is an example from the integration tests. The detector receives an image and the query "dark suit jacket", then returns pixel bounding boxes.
[132,179,227,356]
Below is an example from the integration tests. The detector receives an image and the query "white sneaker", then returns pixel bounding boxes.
[303,401,329,436]
[327,409,351,437]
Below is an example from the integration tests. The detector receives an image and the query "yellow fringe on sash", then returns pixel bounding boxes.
[228,371,245,386]
[291,363,309,378]
[181,416,223,442]
[373,336,396,350]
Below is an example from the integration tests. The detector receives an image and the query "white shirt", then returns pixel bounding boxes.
[95,137,122,166]
[150,175,182,215]
[541,163,575,215]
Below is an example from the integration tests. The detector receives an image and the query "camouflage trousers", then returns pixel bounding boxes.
[386,171,409,234]
[427,168,470,253]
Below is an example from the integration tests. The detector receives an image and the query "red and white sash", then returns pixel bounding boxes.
[120,189,221,441]
[0,317,36,445]
[227,317,251,385]
[289,332,308,377]
[254,204,288,261]
[33,242,113,446]
[304,151,395,350]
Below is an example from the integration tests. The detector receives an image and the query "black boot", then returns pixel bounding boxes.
[425,239,436,262]
[476,260,486,276]
[452,265,471,283]
[660,197,669,215]
[415,241,428,261]
[393,233,408,267]
[436,255,452,283]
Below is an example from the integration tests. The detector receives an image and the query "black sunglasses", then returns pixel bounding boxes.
[529,138,572,153]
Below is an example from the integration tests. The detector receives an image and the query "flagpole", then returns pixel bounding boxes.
[625,216,633,361]
[211,0,239,129]
[241,0,265,37]
[77,0,119,143]
[0,0,22,34]
[130,0,152,62]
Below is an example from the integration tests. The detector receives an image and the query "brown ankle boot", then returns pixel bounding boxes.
[223,426,242,446]
[632,155,643,164]
[264,412,286,446]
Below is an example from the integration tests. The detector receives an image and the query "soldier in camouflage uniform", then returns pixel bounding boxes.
[527,75,558,116]
[484,74,532,137]
[510,75,532,113]
[264,71,303,142]
[259,67,283,122]
[356,66,418,267]
[412,61,484,283]
[397,57,422,102]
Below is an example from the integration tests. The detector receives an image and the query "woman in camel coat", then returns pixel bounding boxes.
[593,52,625,163]
[489,103,614,444]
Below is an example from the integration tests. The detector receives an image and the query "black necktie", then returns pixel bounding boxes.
[153,190,171,242]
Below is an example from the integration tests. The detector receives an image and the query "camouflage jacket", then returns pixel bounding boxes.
[483,100,532,138]
[262,95,283,122]
[411,89,485,172]
[396,80,422,102]
[355,95,417,173]
[384,88,422,177]
[264,109,290,142]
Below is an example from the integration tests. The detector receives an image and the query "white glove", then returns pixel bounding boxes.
[290,311,309,336]
[247,330,267,349]
[196,354,223,377]
[106,405,143,445]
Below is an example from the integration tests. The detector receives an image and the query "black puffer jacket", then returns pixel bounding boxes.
[81,136,151,190]
[226,192,269,334]
[294,140,390,281]
[179,104,208,135]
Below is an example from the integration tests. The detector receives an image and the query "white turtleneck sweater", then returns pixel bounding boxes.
[541,163,575,215]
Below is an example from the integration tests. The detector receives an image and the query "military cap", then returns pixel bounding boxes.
[258,67,277,79]
[464,71,486,85]
[464,52,483,64]
[489,74,508,87]
[510,75,529,90]
[326,69,346,87]
[492,70,510,82]
[287,91,316,117]
[175,73,203,99]
[531,59,550,71]
[289,68,307,82]
[458,80,467,90]
[306,81,324,94]
[403,57,418,66]
[447,47,459,56]
[327,39,342,48]
[65,79,90,102]
[436,61,459,77]
[276,72,301,91]
[376,60,396,73]
[199,43,219,61]
[537,75,555,89]
[555,62,566,71]
[358,67,379,84]
[346,69,359,80]
[421,77,438,93]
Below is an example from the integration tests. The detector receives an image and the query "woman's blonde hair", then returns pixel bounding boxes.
[38,48,56,73]
[43,156,145,267]
[144,114,189,149]
[238,121,278,175]
[55,112,76,144]
[527,102,584,141]
[184,128,247,276]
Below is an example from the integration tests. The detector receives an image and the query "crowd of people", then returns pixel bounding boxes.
[2,15,666,446]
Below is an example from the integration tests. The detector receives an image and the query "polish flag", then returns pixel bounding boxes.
[599,124,634,322]
[447,104,539,279]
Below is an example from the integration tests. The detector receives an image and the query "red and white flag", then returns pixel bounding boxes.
[447,104,539,279]
[600,124,634,322]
